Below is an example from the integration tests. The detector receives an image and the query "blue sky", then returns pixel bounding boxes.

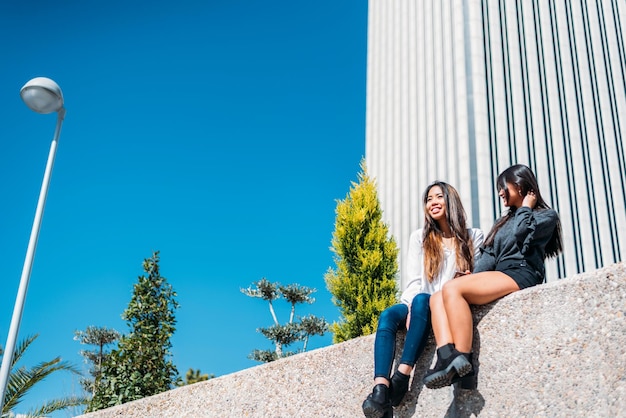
[0,1,368,415]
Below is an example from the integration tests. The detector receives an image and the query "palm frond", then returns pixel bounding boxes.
[4,357,81,411]
[26,395,89,417]
[8,334,39,368]
[3,366,33,414]
[1,335,86,418]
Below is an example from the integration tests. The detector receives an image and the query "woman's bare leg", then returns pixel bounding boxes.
[442,271,519,352]
[429,291,453,347]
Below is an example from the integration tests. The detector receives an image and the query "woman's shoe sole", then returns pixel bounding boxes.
[362,399,388,418]
[423,355,472,389]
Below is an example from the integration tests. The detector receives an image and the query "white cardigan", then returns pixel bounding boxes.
[400,228,484,305]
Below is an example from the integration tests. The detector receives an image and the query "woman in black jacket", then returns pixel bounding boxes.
[423,164,563,390]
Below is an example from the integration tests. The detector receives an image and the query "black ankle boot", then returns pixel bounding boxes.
[389,370,410,407]
[452,352,476,389]
[362,384,392,418]
[422,344,472,390]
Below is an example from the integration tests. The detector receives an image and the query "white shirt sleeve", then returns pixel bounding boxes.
[400,229,424,305]
[471,228,485,259]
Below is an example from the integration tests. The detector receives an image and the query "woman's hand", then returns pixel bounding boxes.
[522,190,537,209]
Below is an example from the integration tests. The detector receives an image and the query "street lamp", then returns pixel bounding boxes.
[0,77,66,412]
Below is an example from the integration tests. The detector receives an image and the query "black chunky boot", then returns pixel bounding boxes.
[422,344,472,389]
[362,383,392,418]
[389,370,410,407]
[452,352,476,389]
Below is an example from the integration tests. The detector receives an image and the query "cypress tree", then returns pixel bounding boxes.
[325,160,399,343]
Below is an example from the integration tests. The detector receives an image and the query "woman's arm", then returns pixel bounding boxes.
[514,207,559,254]
[471,228,485,258]
[400,229,424,304]
[473,248,496,273]
[514,207,558,241]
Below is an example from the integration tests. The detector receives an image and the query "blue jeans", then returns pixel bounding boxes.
[373,293,431,379]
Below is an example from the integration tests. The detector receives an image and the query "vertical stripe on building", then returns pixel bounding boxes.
[365,0,625,282]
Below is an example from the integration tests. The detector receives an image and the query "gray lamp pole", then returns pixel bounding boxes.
[0,77,66,412]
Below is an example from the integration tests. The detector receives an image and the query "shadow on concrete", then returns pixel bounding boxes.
[444,387,485,418]
[439,301,497,417]
[395,335,437,418]
[468,300,497,390]
[395,301,498,417]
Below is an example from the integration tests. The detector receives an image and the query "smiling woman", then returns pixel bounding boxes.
[362,181,483,418]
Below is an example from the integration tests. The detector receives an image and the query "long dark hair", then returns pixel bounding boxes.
[483,164,563,258]
[422,181,475,281]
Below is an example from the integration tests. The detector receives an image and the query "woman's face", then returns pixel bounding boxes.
[499,182,523,208]
[426,186,447,223]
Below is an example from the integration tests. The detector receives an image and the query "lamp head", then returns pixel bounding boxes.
[20,77,64,114]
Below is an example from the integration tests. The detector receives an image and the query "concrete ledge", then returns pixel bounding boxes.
[79,262,626,417]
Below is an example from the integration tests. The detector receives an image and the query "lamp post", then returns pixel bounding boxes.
[0,77,66,412]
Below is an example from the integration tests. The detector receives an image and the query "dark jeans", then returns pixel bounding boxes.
[373,293,431,379]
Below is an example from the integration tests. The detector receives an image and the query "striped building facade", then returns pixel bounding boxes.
[365,0,626,289]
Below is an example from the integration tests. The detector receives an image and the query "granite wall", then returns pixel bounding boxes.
[78,262,625,417]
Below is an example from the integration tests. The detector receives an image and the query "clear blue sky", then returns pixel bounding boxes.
[0,1,368,415]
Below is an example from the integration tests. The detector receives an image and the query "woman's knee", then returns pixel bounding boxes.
[378,308,393,328]
[411,293,430,310]
[429,291,442,309]
[378,304,406,331]
[410,293,431,321]
[442,278,465,302]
